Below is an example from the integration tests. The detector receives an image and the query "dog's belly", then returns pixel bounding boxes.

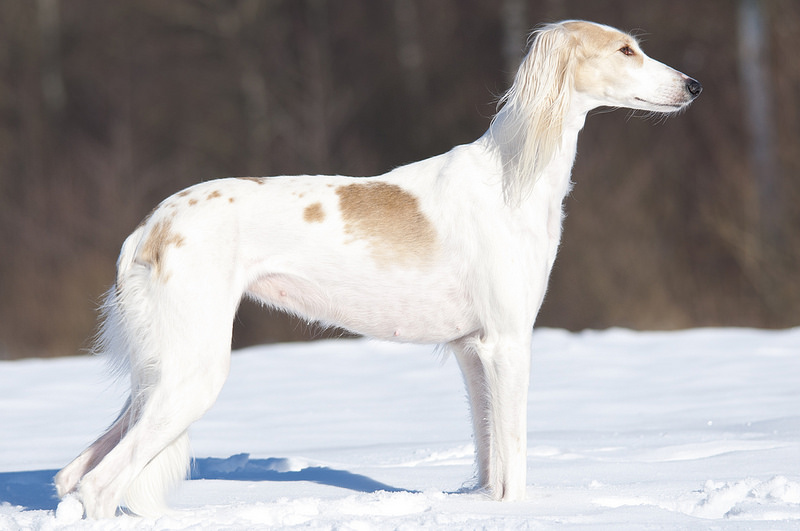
[246,270,477,343]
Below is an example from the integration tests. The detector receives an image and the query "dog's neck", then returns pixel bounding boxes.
[484,106,589,206]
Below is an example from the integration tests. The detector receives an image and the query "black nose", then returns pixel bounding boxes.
[686,78,702,97]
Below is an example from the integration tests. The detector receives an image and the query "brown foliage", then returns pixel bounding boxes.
[0,0,798,359]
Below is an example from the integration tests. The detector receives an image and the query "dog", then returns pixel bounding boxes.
[55,20,701,518]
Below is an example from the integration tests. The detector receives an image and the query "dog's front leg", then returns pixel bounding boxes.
[454,334,531,501]
[452,340,492,489]
[485,337,531,501]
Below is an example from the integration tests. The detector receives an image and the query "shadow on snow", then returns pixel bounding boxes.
[191,453,410,493]
[0,453,409,512]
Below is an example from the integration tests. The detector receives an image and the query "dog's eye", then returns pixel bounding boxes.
[619,45,635,56]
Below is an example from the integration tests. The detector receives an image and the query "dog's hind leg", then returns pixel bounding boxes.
[76,338,232,519]
[75,269,239,518]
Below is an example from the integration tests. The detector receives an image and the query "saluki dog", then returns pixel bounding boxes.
[56,20,701,518]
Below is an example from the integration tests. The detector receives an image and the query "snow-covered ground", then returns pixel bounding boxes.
[1,327,799,529]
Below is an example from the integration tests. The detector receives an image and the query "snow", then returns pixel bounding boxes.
[1,327,799,529]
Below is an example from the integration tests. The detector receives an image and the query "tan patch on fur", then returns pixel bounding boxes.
[336,182,436,266]
[229,197,235,203]
[565,21,642,64]
[238,177,266,184]
[188,198,198,206]
[139,216,185,281]
[207,190,222,200]
[303,202,325,223]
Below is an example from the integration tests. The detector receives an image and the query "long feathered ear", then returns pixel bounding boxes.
[491,23,576,204]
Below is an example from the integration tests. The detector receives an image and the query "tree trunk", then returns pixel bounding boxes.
[738,0,780,245]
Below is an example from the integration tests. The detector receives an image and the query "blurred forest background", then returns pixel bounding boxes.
[1,0,798,359]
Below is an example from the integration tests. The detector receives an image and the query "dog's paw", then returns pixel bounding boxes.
[54,466,80,498]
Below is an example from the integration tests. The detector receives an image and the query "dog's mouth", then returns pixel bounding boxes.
[634,97,688,111]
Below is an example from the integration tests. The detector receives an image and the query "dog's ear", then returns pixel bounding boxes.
[492,24,576,204]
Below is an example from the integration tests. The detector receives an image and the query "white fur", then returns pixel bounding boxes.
[55,20,700,518]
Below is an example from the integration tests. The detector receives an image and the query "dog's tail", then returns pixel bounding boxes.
[95,226,142,378]
[93,225,193,517]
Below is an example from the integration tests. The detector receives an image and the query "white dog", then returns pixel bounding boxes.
[56,20,701,518]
